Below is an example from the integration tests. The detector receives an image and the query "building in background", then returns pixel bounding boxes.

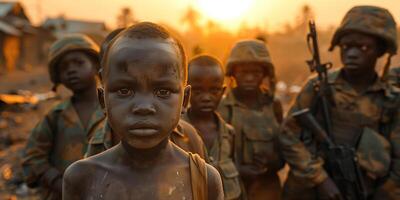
[42,17,108,45]
[0,1,54,73]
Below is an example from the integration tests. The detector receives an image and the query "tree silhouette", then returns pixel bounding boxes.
[181,6,202,32]
[117,7,135,28]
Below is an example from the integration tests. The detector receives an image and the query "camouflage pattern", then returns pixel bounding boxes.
[48,34,100,90]
[329,5,397,54]
[218,90,284,200]
[182,112,243,200]
[388,67,400,88]
[225,40,276,92]
[85,119,207,159]
[282,69,400,199]
[21,99,105,200]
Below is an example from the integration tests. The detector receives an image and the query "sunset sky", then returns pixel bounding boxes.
[18,0,400,32]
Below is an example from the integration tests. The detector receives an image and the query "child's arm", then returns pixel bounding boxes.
[22,113,62,192]
[207,164,224,200]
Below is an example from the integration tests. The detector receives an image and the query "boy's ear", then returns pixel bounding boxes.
[97,87,106,112]
[182,85,191,114]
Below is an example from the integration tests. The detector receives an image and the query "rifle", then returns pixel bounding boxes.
[292,109,367,200]
[306,20,333,136]
[302,21,368,200]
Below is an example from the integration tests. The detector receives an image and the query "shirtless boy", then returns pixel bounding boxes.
[62,22,223,200]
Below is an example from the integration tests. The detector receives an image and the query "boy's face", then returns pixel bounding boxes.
[188,64,224,114]
[59,51,97,92]
[232,63,264,91]
[339,32,381,76]
[103,37,189,149]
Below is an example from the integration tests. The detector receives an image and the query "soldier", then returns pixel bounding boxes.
[21,34,105,200]
[63,22,223,200]
[85,28,207,159]
[182,54,243,199]
[282,5,400,200]
[218,39,285,200]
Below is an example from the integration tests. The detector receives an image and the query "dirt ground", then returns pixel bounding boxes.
[0,66,67,200]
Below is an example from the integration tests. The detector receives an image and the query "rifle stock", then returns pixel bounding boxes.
[292,108,368,200]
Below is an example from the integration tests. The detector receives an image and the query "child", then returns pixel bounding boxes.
[22,34,105,200]
[182,54,243,199]
[85,28,207,159]
[63,22,223,200]
[218,40,284,200]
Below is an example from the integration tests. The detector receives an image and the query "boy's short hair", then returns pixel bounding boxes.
[102,22,187,83]
[100,28,125,62]
[98,28,125,80]
[188,54,223,73]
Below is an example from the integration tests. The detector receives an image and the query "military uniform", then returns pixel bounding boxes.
[85,119,207,159]
[219,39,285,200]
[182,112,243,200]
[282,6,400,200]
[21,34,103,200]
[388,67,400,88]
[22,100,105,200]
[219,90,284,199]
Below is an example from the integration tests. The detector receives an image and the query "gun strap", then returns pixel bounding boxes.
[308,80,335,143]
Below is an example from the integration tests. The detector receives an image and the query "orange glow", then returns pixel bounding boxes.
[195,0,253,21]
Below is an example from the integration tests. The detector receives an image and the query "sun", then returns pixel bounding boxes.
[195,0,253,21]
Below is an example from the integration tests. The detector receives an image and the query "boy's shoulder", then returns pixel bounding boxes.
[65,146,118,180]
[206,163,223,198]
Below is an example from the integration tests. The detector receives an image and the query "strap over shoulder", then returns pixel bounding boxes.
[189,152,208,200]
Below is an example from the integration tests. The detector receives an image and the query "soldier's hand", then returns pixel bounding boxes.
[239,165,268,179]
[317,177,343,200]
[253,154,268,168]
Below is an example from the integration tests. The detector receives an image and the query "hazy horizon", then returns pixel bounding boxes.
[18,0,400,33]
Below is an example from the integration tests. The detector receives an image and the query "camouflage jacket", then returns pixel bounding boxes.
[85,119,207,159]
[182,112,242,200]
[283,68,400,198]
[22,99,105,199]
[388,67,400,88]
[218,90,284,172]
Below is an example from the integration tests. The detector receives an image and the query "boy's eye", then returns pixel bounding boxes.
[117,88,134,97]
[360,45,369,51]
[155,89,171,98]
[211,88,222,94]
[73,59,84,65]
[340,44,349,50]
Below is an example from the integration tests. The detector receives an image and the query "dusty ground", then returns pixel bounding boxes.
[0,66,66,200]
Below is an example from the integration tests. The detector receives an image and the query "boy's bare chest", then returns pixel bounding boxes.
[195,123,218,150]
[85,166,193,200]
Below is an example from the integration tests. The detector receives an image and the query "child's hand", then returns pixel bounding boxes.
[253,153,268,168]
[239,165,268,180]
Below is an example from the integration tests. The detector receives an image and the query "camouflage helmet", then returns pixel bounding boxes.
[329,5,397,55]
[48,33,100,90]
[225,39,275,78]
